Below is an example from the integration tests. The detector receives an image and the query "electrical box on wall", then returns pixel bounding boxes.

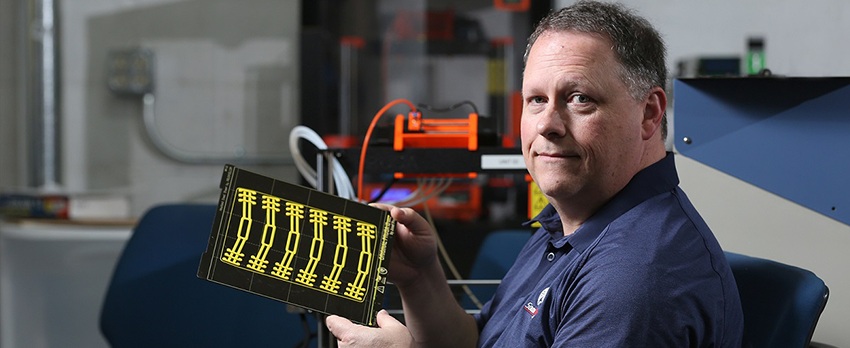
[107,48,154,96]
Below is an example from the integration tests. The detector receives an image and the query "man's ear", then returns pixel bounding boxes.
[641,87,666,141]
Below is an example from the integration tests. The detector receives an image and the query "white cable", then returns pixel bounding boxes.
[386,178,452,208]
[288,126,356,200]
[397,178,435,207]
[387,178,432,207]
[289,126,318,187]
[380,179,427,206]
[404,178,452,207]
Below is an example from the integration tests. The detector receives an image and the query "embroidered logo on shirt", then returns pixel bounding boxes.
[537,287,550,306]
[523,287,550,318]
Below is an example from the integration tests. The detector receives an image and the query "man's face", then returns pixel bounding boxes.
[521,30,648,206]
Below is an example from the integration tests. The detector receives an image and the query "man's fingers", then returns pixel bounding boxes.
[369,203,396,212]
[375,310,402,329]
[390,207,432,235]
[370,204,432,238]
[325,311,415,347]
[326,315,358,341]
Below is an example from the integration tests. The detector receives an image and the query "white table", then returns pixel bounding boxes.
[0,220,133,348]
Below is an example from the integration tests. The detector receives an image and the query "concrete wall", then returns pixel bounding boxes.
[63,0,301,215]
[1,0,301,210]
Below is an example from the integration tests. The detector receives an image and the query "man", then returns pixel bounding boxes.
[326,1,744,347]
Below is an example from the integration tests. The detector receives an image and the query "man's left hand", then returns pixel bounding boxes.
[326,310,414,347]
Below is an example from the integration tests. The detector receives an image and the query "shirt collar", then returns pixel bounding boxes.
[525,152,680,252]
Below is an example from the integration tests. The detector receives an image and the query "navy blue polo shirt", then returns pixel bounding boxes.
[475,153,743,347]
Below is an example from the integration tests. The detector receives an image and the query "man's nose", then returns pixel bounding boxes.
[537,106,567,138]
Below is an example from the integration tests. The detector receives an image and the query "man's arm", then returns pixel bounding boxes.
[325,206,478,348]
[396,254,478,348]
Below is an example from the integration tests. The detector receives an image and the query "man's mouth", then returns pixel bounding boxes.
[536,151,580,159]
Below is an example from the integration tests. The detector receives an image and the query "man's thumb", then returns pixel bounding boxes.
[326,315,355,339]
[375,309,403,329]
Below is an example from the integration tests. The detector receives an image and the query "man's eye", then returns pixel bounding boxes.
[569,94,590,103]
[529,96,546,104]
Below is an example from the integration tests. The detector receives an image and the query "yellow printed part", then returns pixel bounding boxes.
[528,180,547,228]
[247,195,281,272]
[271,201,305,279]
[295,209,328,287]
[488,58,507,95]
[220,186,387,304]
[285,201,306,231]
[270,229,300,280]
[320,216,352,293]
[344,222,377,301]
[222,188,257,266]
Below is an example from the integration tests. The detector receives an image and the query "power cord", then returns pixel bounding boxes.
[417,100,480,116]
[422,204,484,310]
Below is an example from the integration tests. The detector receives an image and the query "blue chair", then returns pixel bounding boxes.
[99,203,315,348]
[725,252,829,348]
[459,234,829,347]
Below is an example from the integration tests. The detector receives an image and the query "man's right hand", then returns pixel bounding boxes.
[370,204,438,289]
[368,203,479,348]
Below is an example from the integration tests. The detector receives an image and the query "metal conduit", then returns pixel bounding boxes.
[142,93,292,165]
[22,0,62,189]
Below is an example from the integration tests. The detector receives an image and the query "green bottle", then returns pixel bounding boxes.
[747,37,765,75]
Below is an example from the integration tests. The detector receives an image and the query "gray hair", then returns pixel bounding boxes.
[524,1,668,139]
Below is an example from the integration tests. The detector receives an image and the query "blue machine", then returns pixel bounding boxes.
[674,77,850,227]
